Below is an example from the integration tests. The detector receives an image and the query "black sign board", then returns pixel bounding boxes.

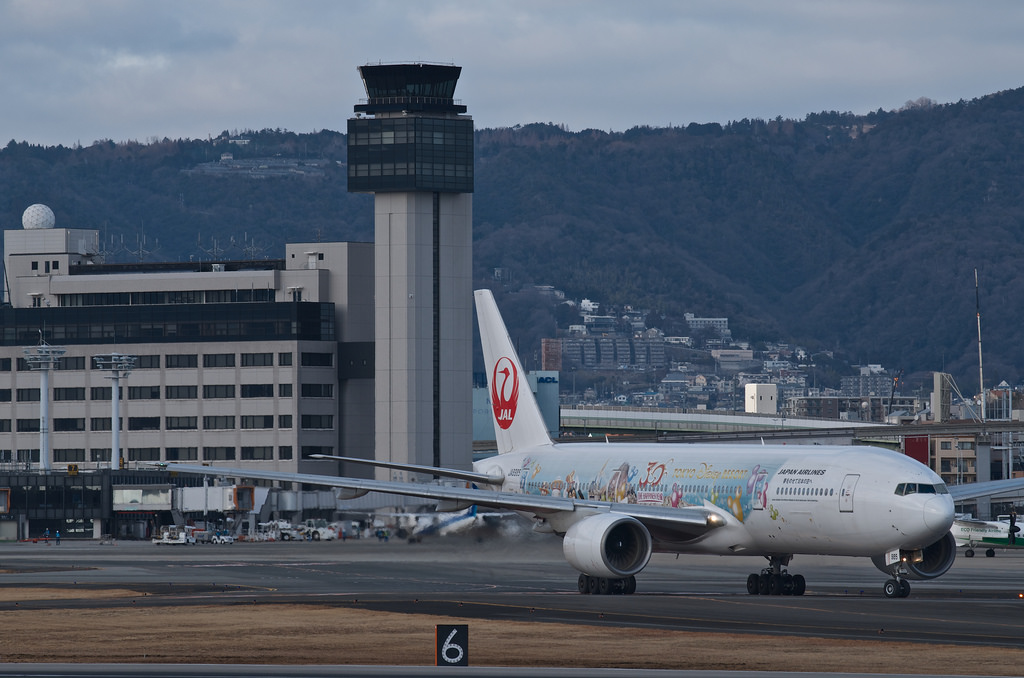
[435,624,468,666]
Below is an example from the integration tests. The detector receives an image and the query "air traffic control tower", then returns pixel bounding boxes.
[348,63,474,474]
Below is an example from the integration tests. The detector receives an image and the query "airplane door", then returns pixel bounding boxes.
[839,474,859,513]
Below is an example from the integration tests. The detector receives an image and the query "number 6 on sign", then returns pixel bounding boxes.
[435,624,468,666]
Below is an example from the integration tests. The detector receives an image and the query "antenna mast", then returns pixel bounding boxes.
[976,268,985,422]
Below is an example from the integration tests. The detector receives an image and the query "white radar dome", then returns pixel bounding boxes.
[22,204,56,230]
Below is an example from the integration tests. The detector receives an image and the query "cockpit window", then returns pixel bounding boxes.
[895,482,950,496]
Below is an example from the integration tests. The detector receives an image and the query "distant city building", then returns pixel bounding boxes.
[745,383,778,415]
[684,312,731,339]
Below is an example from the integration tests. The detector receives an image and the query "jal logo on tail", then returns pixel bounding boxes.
[491,357,519,430]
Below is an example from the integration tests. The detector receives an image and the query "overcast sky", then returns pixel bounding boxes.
[3,1,1023,147]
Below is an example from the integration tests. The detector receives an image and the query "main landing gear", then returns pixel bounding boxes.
[963,547,995,558]
[746,555,806,596]
[883,577,911,598]
[578,573,637,595]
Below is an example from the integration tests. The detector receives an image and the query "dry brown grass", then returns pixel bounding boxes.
[0,596,1023,673]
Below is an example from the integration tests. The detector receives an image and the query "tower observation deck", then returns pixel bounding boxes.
[347,63,474,476]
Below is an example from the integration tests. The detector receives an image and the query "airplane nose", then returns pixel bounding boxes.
[923,496,955,533]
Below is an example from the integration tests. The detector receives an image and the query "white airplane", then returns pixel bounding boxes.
[952,513,1020,557]
[373,505,484,541]
[161,289,1024,598]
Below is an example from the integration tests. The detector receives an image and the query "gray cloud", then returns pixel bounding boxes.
[2,0,1023,146]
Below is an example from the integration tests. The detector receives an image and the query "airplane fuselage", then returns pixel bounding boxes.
[475,442,954,559]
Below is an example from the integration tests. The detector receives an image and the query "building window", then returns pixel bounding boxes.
[91,386,113,400]
[301,383,334,398]
[240,415,274,429]
[136,355,161,369]
[203,353,236,368]
[278,352,293,366]
[241,352,273,367]
[203,384,235,399]
[166,354,198,368]
[54,387,86,401]
[166,385,198,399]
[54,449,86,463]
[128,385,161,400]
[203,415,235,430]
[278,414,293,429]
[203,446,236,461]
[16,388,40,402]
[240,384,274,398]
[165,416,198,430]
[301,352,333,367]
[90,449,111,462]
[57,356,86,370]
[0,420,10,432]
[940,441,952,450]
[0,390,9,402]
[128,448,161,462]
[279,383,293,397]
[278,446,293,460]
[17,449,40,463]
[301,414,334,429]
[0,358,10,371]
[241,446,274,460]
[17,419,40,433]
[53,418,86,432]
[91,417,121,431]
[166,447,198,461]
[128,417,161,431]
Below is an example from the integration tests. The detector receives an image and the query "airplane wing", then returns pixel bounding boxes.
[947,477,1024,502]
[157,463,723,536]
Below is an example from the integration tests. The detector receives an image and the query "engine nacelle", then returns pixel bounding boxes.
[562,513,652,579]
[871,531,957,580]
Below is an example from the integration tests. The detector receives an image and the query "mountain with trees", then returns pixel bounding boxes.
[3,86,1024,392]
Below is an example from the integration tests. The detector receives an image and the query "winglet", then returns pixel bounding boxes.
[475,289,554,454]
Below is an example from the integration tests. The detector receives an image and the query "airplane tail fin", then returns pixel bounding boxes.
[474,289,555,454]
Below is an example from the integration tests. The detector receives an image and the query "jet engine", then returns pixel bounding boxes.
[871,531,957,580]
[562,513,652,579]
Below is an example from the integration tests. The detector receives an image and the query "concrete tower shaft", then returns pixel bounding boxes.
[348,63,474,475]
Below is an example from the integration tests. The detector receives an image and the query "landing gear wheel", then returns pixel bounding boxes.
[899,579,911,598]
[965,549,975,558]
[986,548,996,557]
[623,575,637,595]
[884,578,902,598]
[578,574,589,594]
[587,576,599,595]
[792,574,806,596]
[746,573,760,595]
[757,573,770,595]
[768,574,784,595]
[598,578,611,595]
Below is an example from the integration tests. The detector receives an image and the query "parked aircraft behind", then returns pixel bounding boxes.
[952,513,1020,557]
[161,289,1024,598]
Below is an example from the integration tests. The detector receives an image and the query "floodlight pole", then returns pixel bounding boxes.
[23,339,66,472]
[92,354,137,470]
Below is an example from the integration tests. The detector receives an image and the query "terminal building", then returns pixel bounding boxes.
[0,204,376,539]
[0,61,475,539]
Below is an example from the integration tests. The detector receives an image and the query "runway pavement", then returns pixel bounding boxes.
[2,530,1023,649]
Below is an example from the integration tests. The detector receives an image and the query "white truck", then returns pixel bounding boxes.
[152,526,197,545]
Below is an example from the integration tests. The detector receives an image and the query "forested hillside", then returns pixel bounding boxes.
[3,86,1024,389]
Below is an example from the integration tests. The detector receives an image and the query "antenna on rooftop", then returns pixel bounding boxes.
[976,268,985,423]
